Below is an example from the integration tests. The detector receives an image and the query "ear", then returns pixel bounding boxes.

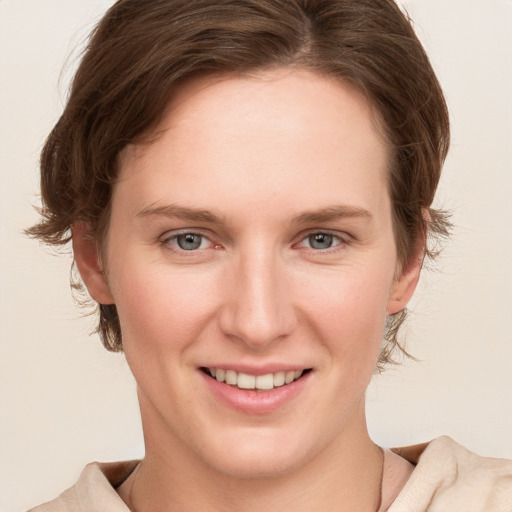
[387,243,423,315]
[72,222,115,305]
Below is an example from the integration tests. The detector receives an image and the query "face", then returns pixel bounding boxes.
[77,69,419,478]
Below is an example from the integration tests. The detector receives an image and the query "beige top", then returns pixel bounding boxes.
[29,436,512,512]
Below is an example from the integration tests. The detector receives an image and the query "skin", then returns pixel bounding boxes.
[74,69,420,511]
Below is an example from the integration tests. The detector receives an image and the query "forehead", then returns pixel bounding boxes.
[115,69,391,223]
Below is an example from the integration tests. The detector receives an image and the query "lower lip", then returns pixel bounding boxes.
[200,370,311,415]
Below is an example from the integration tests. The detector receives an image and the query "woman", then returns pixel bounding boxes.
[25,0,512,510]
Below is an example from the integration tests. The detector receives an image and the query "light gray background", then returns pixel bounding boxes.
[1,1,511,510]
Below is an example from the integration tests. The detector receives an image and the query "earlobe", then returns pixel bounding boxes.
[72,222,115,305]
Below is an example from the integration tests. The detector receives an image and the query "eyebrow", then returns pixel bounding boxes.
[293,205,372,224]
[137,204,226,224]
[137,203,371,225]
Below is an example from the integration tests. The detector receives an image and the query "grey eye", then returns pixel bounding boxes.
[176,233,204,250]
[308,233,334,250]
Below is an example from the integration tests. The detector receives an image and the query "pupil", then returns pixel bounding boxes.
[177,234,202,250]
[310,233,333,250]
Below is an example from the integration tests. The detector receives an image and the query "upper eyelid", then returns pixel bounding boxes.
[295,228,349,243]
[161,228,212,241]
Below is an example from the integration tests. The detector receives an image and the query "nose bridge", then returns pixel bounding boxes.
[220,242,295,348]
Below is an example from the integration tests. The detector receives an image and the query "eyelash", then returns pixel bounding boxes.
[162,231,218,253]
[294,231,345,253]
[160,230,348,255]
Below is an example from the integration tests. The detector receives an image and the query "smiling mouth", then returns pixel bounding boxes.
[201,367,312,391]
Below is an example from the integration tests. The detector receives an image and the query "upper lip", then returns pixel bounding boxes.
[200,364,311,376]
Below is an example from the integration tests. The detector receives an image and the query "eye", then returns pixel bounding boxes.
[299,232,343,251]
[167,233,210,251]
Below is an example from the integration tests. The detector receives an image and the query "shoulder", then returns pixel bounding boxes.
[388,436,512,512]
[28,460,139,512]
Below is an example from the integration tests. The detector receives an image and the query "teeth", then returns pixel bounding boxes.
[285,371,295,384]
[208,368,306,390]
[255,373,274,390]
[273,371,285,387]
[225,370,237,385]
[237,373,256,389]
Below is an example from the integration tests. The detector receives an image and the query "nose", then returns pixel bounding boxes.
[218,247,297,350]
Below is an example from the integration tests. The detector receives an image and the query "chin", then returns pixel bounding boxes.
[195,427,311,479]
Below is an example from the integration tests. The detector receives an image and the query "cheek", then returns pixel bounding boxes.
[110,261,221,356]
[298,266,391,361]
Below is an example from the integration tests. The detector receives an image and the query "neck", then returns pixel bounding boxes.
[124,399,384,512]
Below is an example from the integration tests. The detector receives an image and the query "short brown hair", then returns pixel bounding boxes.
[28,0,450,368]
